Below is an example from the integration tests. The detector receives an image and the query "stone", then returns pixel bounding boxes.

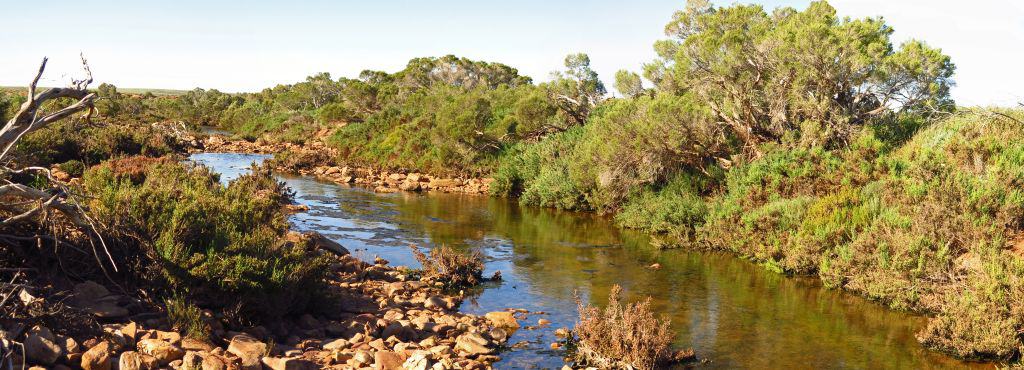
[227,334,267,370]
[202,355,226,370]
[298,314,321,329]
[399,180,421,192]
[120,322,139,341]
[323,338,349,351]
[81,342,112,370]
[181,338,216,352]
[118,351,147,370]
[260,356,316,370]
[24,331,63,365]
[554,327,571,338]
[352,350,374,366]
[402,352,431,370]
[74,281,111,299]
[488,328,508,343]
[137,339,184,365]
[537,318,552,326]
[423,296,447,310]
[373,351,406,370]
[454,333,492,356]
[304,231,350,256]
[59,335,81,357]
[181,351,205,370]
[484,311,519,329]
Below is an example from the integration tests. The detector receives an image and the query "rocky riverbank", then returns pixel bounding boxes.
[9,232,550,370]
[201,136,493,195]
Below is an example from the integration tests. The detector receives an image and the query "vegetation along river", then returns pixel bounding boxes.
[190,152,984,369]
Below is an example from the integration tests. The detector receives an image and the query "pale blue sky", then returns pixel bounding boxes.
[1,0,1021,105]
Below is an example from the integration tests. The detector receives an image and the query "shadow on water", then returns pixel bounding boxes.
[190,153,987,370]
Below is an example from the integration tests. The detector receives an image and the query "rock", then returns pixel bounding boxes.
[402,352,431,370]
[373,351,406,370]
[484,312,519,330]
[74,281,111,299]
[260,356,317,370]
[137,339,184,365]
[84,302,130,319]
[399,180,421,192]
[554,327,571,338]
[24,331,63,365]
[550,342,562,349]
[488,328,508,343]
[455,333,493,356]
[304,231,350,256]
[181,338,216,352]
[81,342,112,370]
[374,186,398,193]
[59,335,81,358]
[352,350,374,366]
[181,351,205,370]
[298,314,320,329]
[322,338,349,350]
[537,318,551,326]
[202,355,226,370]
[648,263,662,270]
[423,296,447,310]
[227,334,267,370]
[118,351,147,370]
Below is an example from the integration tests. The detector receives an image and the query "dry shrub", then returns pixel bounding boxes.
[409,244,484,289]
[572,285,686,370]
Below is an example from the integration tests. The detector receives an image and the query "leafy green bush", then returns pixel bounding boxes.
[616,172,710,240]
[83,157,330,320]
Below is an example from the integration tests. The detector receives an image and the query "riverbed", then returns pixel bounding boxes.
[190,152,983,369]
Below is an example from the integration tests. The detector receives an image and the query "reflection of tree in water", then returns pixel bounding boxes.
[380,191,976,369]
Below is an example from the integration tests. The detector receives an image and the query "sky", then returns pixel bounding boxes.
[1,0,1021,106]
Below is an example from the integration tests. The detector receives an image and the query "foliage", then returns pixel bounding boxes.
[572,285,679,370]
[82,158,330,320]
[409,244,484,289]
[645,0,954,152]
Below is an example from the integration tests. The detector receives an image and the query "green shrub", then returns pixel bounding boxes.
[616,172,709,239]
[83,157,330,320]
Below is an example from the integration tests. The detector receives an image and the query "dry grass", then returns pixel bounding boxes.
[572,285,686,370]
[409,244,484,289]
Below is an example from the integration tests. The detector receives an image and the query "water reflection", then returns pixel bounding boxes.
[190,153,984,370]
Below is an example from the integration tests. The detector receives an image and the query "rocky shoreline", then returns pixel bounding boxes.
[200,136,493,195]
[12,232,552,370]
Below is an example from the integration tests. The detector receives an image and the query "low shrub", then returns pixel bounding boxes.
[83,158,330,321]
[410,244,484,289]
[572,285,686,370]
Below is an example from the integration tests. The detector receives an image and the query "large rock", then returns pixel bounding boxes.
[81,341,112,370]
[455,333,493,356]
[202,355,226,370]
[181,351,204,370]
[303,231,350,256]
[261,356,317,370]
[402,352,431,370]
[373,351,406,370]
[118,351,147,370]
[24,330,63,365]
[484,311,519,329]
[137,338,184,365]
[227,334,267,370]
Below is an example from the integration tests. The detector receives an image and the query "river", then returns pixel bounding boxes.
[190,152,984,369]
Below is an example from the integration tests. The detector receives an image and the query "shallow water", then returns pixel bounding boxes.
[190,152,986,369]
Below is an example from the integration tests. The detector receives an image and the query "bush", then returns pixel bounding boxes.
[572,285,685,370]
[616,172,709,240]
[83,158,330,320]
[410,244,484,289]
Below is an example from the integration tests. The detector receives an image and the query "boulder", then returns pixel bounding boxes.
[373,351,406,370]
[322,338,349,351]
[181,351,204,370]
[24,331,62,365]
[484,311,519,330]
[402,352,431,370]
[202,355,226,370]
[423,296,447,310]
[137,339,184,365]
[454,333,493,356]
[118,351,147,370]
[304,231,350,256]
[81,342,112,370]
[227,334,267,370]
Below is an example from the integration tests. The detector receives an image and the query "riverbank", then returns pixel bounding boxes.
[201,135,494,195]
[13,232,543,370]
